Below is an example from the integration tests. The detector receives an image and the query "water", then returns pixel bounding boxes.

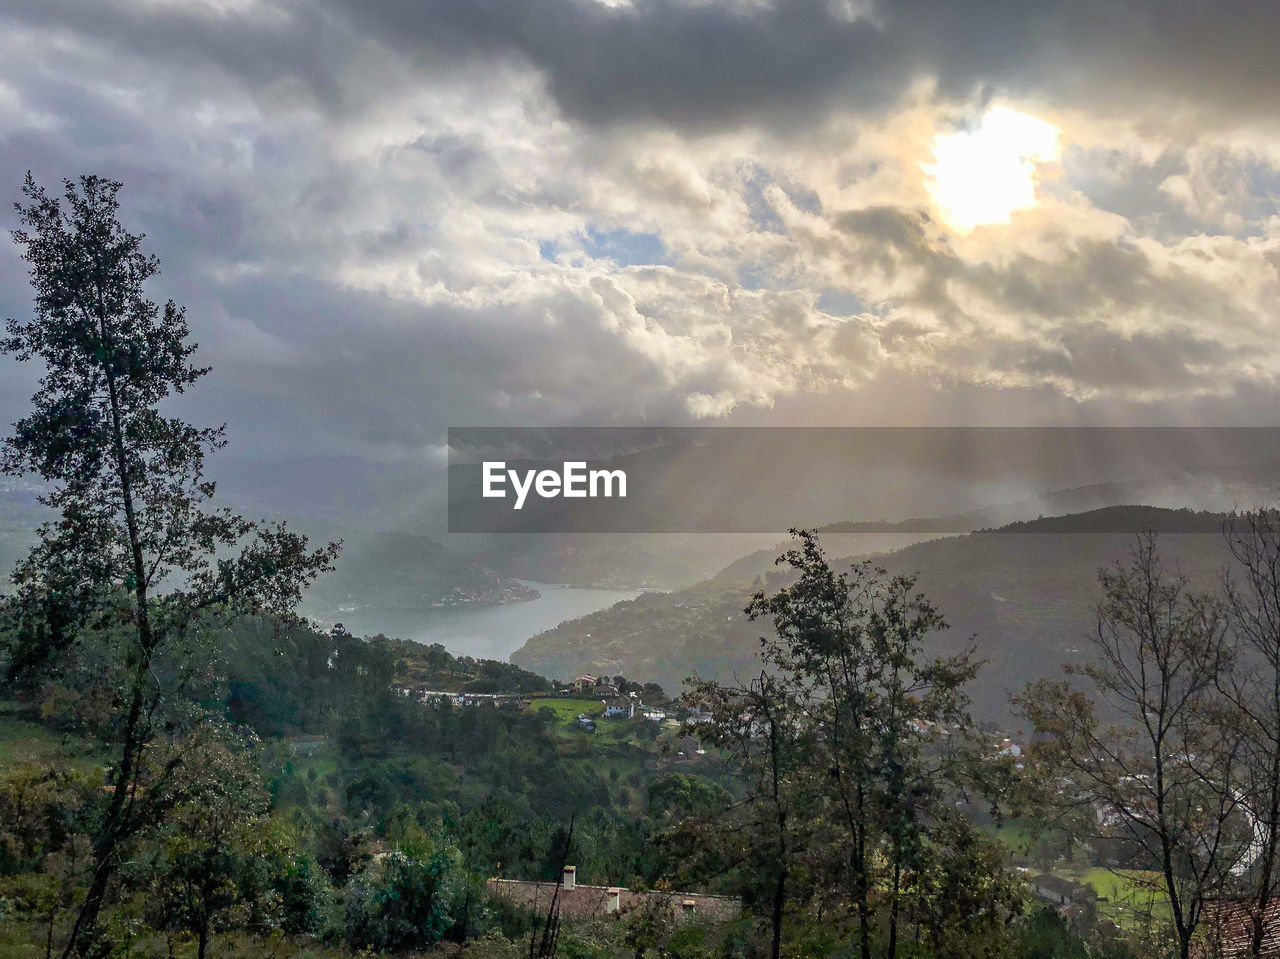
[324,581,642,662]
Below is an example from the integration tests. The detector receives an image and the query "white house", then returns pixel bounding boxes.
[603,697,635,718]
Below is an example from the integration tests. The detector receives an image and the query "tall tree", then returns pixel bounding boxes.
[1220,508,1280,958]
[1021,532,1244,959]
[681,531,987,959]
[0,173,339,956]
[683,670,809,959]
[746,530,981,959]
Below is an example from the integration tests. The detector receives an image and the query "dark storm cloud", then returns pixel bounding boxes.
[364,0,1280,128]
[7,0,1280,128]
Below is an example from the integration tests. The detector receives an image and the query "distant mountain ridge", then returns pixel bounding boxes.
[510,506,1243,725]
[0,485,534,619]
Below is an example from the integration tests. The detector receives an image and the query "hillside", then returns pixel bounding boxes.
[0,487,535,616]
[289,517,538,621]
[510,506,1236,724]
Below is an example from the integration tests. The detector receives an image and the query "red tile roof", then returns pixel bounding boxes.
[1200,900,1280,958]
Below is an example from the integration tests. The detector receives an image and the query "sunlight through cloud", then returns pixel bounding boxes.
[926,106,1060,232]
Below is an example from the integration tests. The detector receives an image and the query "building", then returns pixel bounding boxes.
[684,705,713,725]
[573,714,597,732]
[603,696,634,718]
[572,675,599,693]
[1029,874,1096,908]
[487,865,740,924]
[1200,899,1280,958]
[678,735,706,759]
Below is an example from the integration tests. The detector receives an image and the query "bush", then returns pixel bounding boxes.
[344,842,466,951]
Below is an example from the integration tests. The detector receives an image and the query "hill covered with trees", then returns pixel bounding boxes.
[512,507,1234,723]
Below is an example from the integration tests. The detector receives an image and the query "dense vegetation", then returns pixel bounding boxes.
[513,511,1236,722]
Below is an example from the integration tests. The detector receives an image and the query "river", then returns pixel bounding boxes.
[321,581,642,663]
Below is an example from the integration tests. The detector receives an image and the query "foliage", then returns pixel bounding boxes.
[646,773,731,823]
[0,172,338,956]
[343,839,467,951]
[135,729,279,959]
[682,529,1001,959]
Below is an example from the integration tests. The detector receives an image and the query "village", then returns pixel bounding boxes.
[402,673,674,728]
[379,650,1263,952]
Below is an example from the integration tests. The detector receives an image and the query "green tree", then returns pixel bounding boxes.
[682,531,989,959]
[646,773,732,823]
[139,729,276,959]
[0,173,339,956]
[344,837,467,951]
[744,529,981,959]
[683,670,808,959]
[908,814,1024,959]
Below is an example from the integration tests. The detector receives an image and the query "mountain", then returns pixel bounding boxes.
[446,458,1280,589]
[0,485,534,620]
[0,481,47,581]
[510,506,1237,725]
[714,464,1280,582]
[288,517,539,625]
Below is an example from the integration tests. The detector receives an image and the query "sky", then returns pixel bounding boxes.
[2,0,1280,476]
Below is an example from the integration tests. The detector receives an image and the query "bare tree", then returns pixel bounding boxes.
[1021,532,1246,959]
[1219,508,1280,958]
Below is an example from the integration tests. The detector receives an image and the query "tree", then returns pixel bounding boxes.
[907,814,1024,959]
[1020,532,1245,959]
[0,173,339,956]
[683,670,808,959]
[139,729,277,959]
[745,529,981,959]
[681,530,988,959]
[1219,508,1280,958]
[343,837,467,952]
[645,773,731,823]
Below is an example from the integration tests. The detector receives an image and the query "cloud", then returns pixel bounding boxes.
[1,0,1279,478]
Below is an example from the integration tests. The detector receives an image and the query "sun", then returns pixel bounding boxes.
[925,106,1060,232]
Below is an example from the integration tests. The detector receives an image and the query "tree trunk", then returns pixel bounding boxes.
[770,863,786,959]
[887,860,901,959]
[854,778,872,959]
[60,331,157,959]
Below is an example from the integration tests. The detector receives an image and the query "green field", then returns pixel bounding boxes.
[527,696,605,722]
[1075,867,1164,905]
[1053,866,1168,929]
[988,819,1038,853]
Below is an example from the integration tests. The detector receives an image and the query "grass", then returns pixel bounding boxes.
[987,819,1038,854]
[527,696,605,722]
[0,707,106,772]
[1076,866,1165,907]
[1053,865,1169,929]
